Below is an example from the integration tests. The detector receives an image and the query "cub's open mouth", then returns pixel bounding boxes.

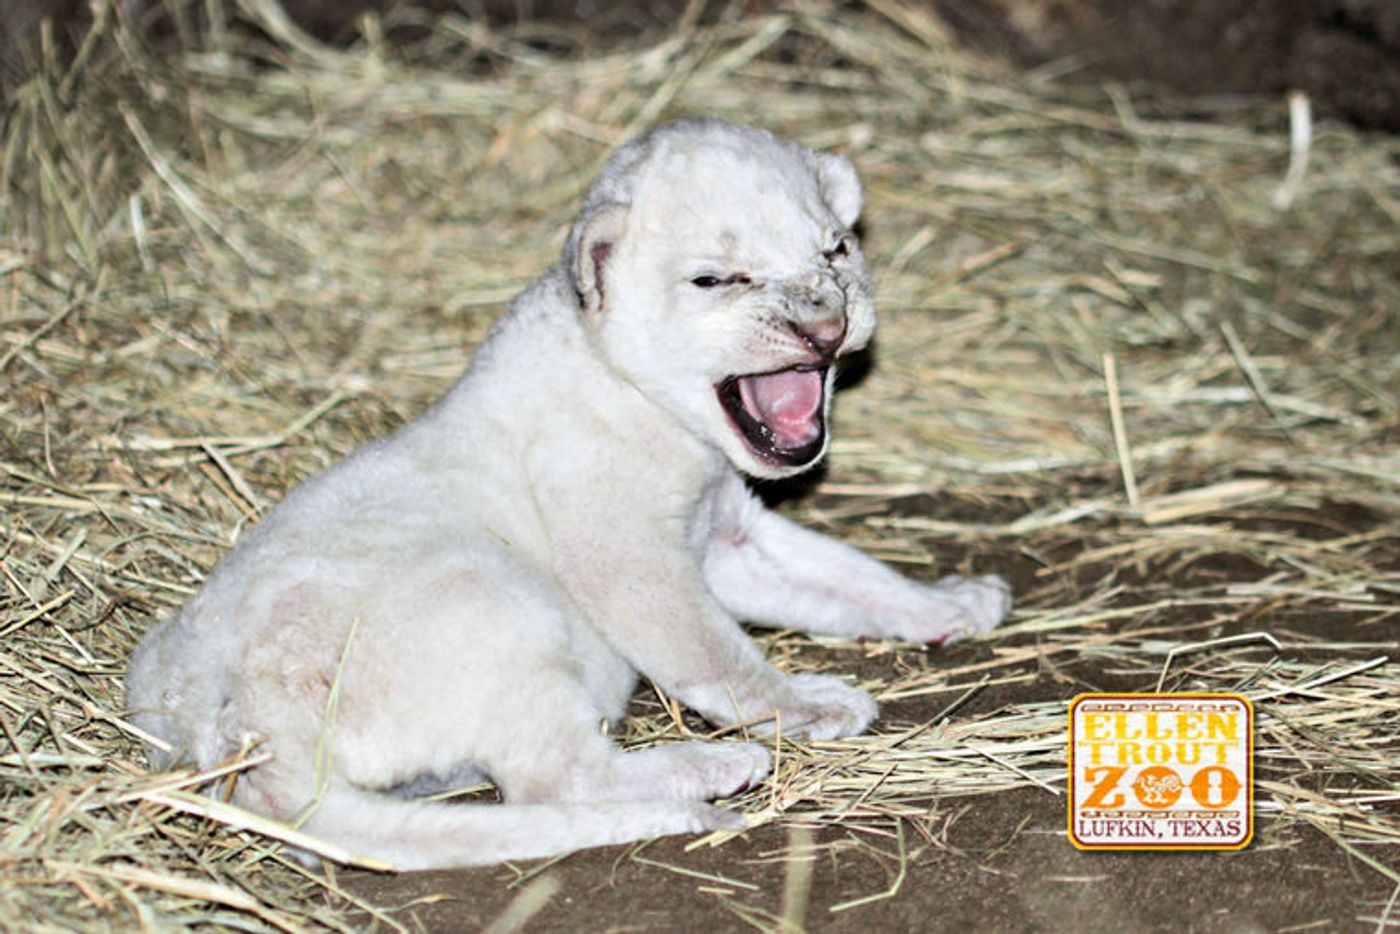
[717,367,828,467]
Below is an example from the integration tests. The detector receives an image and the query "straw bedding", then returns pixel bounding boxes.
[1,1,1396,928]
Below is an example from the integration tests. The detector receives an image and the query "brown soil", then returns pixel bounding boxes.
[344,801,1386,932]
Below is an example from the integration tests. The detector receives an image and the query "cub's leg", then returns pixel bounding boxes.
[223,553,770,865]
[489,722,771,807]
[705,476,1011,645]
[228,699,759,871]
[351,561,770,810]
[549,523,878,740]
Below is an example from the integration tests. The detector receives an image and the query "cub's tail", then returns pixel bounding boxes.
[295,785,740,870]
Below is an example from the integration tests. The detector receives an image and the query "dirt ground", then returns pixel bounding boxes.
[337,502,1398,932]
[343,788,1383,932]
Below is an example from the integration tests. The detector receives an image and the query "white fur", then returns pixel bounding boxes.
[126,119,1010,871]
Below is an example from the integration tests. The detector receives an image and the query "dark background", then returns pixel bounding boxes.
[4,0,1399,130]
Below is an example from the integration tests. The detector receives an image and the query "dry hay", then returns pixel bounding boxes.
[1,0,1397,929]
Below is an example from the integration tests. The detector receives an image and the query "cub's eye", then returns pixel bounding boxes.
[824,237,852,262]
[690,274,752,288]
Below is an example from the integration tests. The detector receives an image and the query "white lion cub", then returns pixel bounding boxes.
[127,118,1010,870]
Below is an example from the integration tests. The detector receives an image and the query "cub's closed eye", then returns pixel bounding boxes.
[691,274,752,288]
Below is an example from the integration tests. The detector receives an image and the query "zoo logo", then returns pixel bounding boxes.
[1068,693,1253,850]
[1133,766,1183,808]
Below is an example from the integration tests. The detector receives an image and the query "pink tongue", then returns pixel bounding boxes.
[738,369,823,449]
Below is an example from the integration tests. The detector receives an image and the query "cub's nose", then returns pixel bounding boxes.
[790,316,847,359]
[783,274,848,358]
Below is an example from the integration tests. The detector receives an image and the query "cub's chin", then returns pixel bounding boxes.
[715,365,830,476]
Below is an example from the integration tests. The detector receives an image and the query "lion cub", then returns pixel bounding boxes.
[127,119,1010,870]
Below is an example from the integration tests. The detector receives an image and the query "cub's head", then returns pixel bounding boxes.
[564,118,875,480]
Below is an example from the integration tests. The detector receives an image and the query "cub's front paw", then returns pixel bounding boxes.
[758,673,877,741]
[900,573,1012,645]
[696,802,750,831]
[663,740,772,798]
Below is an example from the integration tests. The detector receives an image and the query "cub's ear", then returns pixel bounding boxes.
[814,152,862,230]
[566,202,629,314]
